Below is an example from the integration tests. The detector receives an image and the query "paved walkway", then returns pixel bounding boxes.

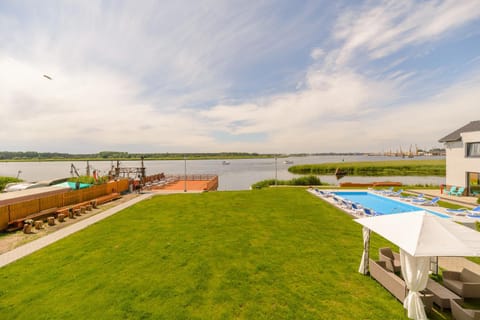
[439,257,480,273]
[0,193,153,268]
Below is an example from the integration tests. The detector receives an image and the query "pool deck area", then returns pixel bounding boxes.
[405,189,479,225]
[408,189,479,207]
[317,188,479,223]
[308,188,480,276]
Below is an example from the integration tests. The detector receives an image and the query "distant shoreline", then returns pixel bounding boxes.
[0,152,369,162]
[0,151,446,163]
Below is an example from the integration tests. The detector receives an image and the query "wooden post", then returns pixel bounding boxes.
[34,221,43,230]
[23,224,32,234]
[58,214,65,222]
[47,217,55,226]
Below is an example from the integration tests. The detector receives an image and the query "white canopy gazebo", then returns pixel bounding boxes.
[355,211,480,320]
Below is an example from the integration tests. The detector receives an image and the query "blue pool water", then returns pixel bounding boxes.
[333,191,448,218]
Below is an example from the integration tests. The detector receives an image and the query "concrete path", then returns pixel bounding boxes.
[0,193,153,268]
[439,257,480,274]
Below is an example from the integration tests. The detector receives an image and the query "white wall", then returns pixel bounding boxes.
[445,131,480,188]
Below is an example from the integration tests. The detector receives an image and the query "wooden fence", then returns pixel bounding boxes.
[162,174,218,191]
[205,176,219,191]
[0,179,129,231]
[143,173,165,184]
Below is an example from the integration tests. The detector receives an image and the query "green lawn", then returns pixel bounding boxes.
[0,188,411,319]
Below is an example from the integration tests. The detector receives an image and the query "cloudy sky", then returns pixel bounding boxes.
[1,0,480,153]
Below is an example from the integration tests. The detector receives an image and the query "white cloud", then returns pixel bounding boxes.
[200,68,397,151]
[333,0,480,65]
[0,55,214,152]
[1,0,480,153]
[310,48,325,60]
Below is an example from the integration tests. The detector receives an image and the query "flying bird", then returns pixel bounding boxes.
[43,74,52,80]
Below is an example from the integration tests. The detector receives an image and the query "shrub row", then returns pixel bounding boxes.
[251,175,323,189]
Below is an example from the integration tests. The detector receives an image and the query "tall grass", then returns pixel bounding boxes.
[289,159,445,176]
[251,175,324,189]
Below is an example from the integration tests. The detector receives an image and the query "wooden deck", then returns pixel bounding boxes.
[153,180,212,191]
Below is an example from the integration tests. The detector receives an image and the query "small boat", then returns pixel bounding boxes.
[222,161,230,165]
[335,168,347,180]
[284,160,294,164]
[3,182,36,192]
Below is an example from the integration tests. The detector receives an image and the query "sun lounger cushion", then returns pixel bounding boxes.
[379,247,401,273]
[451,299,480,320]
[443,268,480,298]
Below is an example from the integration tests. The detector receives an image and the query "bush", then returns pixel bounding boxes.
[251,179,277,189]
[290,175,322,185]
[68,175,108,185]
[0,176,22,191]
[251,175,323,189]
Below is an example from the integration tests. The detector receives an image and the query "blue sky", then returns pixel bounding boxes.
[1,0,480,153]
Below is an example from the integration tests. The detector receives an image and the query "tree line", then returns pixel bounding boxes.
[0,151,278,160]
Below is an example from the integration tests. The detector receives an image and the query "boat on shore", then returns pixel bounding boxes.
[335,168,347,180]
[3,177,70,192]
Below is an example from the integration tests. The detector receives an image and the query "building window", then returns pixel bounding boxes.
[466,142,480,157]
[468,172,480,196]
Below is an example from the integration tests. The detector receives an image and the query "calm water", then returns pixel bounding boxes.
[0,155,445,191]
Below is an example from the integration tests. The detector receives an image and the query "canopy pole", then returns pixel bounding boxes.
[430,256,438,275]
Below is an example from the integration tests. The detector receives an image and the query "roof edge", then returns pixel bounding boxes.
[438,120,480,143]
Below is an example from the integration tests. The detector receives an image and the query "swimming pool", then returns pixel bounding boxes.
[333,191,448,218]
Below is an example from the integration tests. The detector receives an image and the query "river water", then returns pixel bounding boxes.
[0,155,445,191]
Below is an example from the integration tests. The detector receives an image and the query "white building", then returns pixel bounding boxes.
[439,120,480,196]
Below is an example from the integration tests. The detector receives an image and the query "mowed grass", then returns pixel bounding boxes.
[0,188,407,319]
